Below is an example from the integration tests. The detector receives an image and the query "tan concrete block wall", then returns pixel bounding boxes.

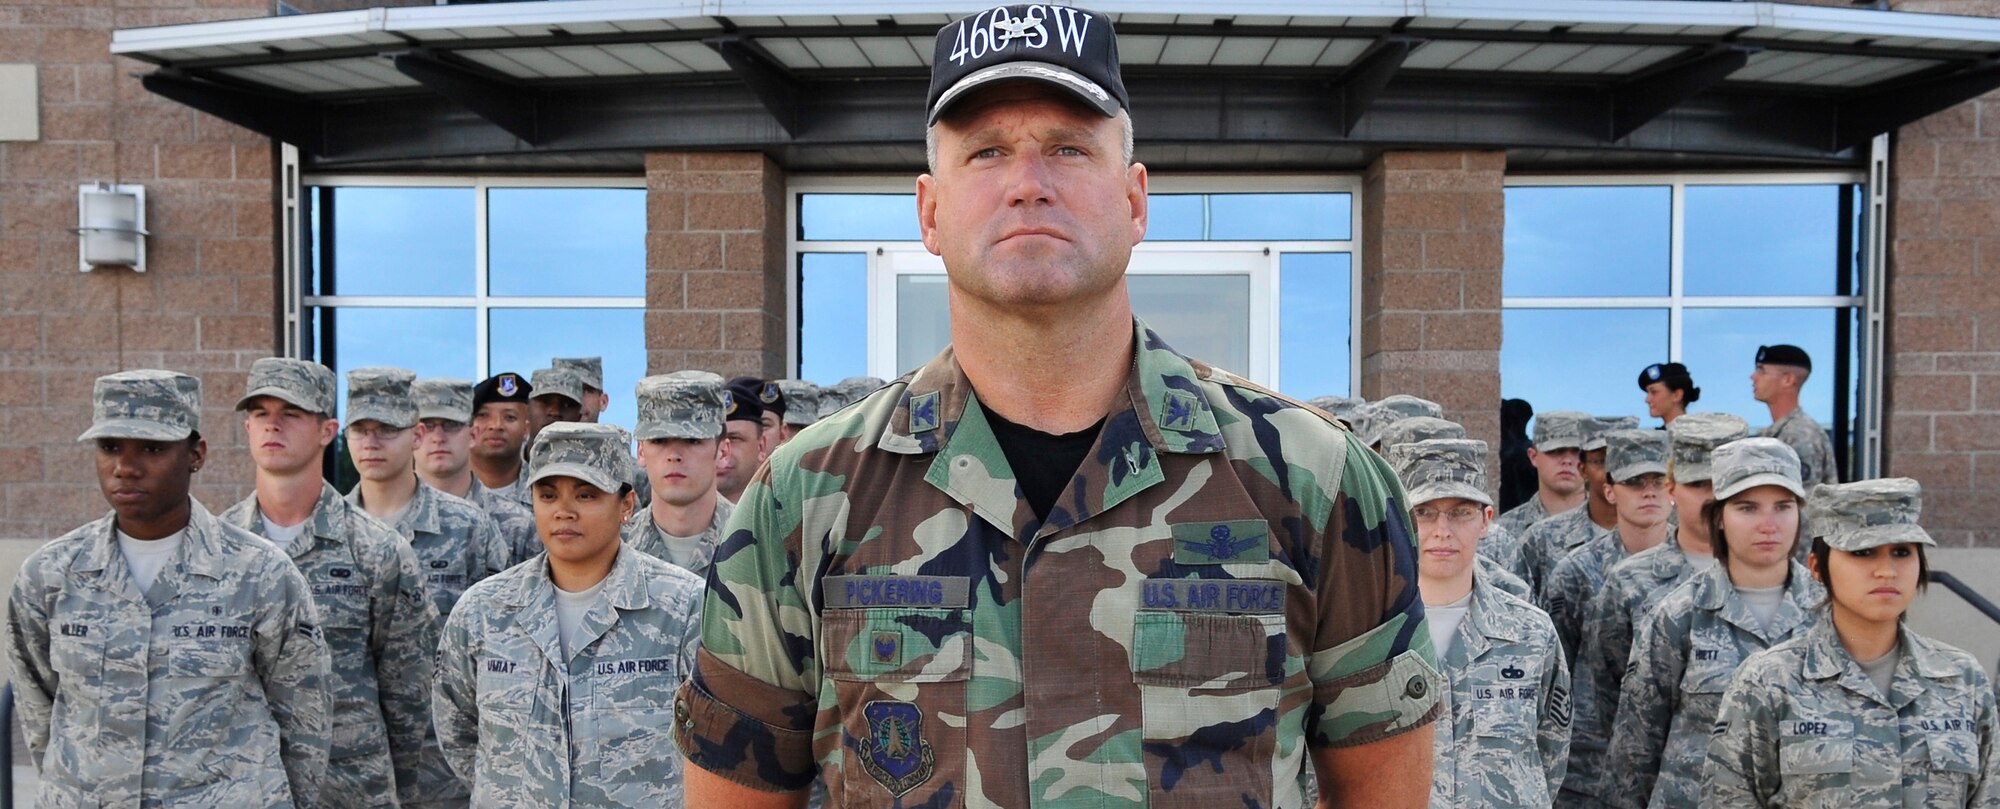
[644,153,788,379]
[0,1,279,539]
[1360,150,1506,461]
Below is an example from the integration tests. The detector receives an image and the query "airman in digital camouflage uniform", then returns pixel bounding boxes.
[528,367,587,446]
[1751,344,1839,487]
[771,378,819,446]
[7,370,332,808]
[1389,439,1570,809]
[1606,437,1822,809]
[1520,415,1635,598]
[468,372,535,506]
[1495,411,1590,538]
[1378,416,1531,598]
[1543,429,1672,663]
[342,367,515,809]
[412,376,542,567]
[621,372,735,577]
[1704,477,1998,809]
[1564,412,1748,809]
[552,356,608,423]
[223,358,439,809]
[433,422,706,808]
[677,8,1441,807]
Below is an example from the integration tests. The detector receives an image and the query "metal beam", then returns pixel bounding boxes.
[706,36,803,138]
[140,71,322,152]
[1835,59,2000,150]
[391,50,542,145]
[1333,38,1417,137]
[1608,46,1753,141]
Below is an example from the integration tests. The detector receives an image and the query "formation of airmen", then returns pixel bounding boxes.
[6,4,1996,808]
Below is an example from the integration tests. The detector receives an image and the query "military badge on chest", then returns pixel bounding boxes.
[860,700,937,797]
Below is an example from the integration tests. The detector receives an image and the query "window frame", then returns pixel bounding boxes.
[785,173,1364,394]
[294,174,647,378]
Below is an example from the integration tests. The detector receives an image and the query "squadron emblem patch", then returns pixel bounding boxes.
[860,700,936,796]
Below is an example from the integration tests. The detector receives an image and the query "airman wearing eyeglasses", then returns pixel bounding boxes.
[1391,439,1570,809]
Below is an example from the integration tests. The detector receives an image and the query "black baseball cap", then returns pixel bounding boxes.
[1755,345,1812,372]
[472,372,532,410]
[926,5,1127,126]
[724,377,766,423]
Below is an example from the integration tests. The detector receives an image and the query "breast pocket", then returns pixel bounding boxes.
[1776,715,1857,808]
[822,606,971,809]
[1924,728,1980,807]
[1131,609,1287,809]
[162,632,255,751]
[591,656,683,804]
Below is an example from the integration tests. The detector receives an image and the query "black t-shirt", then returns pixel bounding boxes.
[984,408,1105,523]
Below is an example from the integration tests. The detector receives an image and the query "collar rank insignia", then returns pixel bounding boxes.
[861,700,936,797]
[1160,389,1200,431]
[1172,520,1270,565]
[909,391,940,434]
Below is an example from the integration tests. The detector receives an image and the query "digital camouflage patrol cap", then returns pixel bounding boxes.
[79,369,201,442]
[529,367,584,406]
[1532,411,1592,452]
[635,371,727,441]
[1666,412,1750,484]
[237,357,335,415]
[1711,437,1807,501]
[1307,395,1366,423]
[1806,477,1935,551]
[1582,415,1640,452]
[552,356,604,391]
[926,5,1127,125]
[1377,416,1467,453]
[1376,394,1445,421]
[1604,429,1670,483]
[414,378,474,424]
[1388,438,1492,508]
[775,379,820,427]
[346,367,418,429]
[1354,395,1446,448]
[526,422,635,494]
[822,376,885,420]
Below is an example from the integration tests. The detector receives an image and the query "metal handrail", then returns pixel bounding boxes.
[1930,570,2000,628]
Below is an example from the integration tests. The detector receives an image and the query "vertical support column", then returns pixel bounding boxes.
[644,152,788,378]
[1359,150,1507,462]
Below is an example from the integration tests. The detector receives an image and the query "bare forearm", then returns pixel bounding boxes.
[684,765,809,809]
[1312,723,1435,809]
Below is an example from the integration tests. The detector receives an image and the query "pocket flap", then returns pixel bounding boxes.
[1132,611,1284,690]
[823,607,972,684]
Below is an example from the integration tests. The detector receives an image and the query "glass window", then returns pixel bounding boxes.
[895,275,950,375]
[315,306,477,423]
[1501,308,1668,422]
[1503,186,1669,297]
[1142,192,1353,241]
[488,308,646,431]
[1280,253,1353,398]
[1683,185,1846,297]
[1681,307,1842,428]
[488,188,645,297]
[1147,194,1206,240]
[800,253,870,382]
[1130,275,1252,373]
[799,194,921,241]
[321,187,475,296]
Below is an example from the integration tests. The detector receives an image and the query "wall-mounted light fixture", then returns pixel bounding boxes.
[75,182,149,273]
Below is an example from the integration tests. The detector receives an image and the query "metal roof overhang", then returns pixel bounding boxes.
[110,0,2000,172]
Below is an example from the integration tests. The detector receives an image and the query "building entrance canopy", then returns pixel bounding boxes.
[111,0,2000,170]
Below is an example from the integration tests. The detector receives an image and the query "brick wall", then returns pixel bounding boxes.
[1359,150,1506,460]
[643,152,788,379]
[0,1,277,538]
[1879,0,2000,547]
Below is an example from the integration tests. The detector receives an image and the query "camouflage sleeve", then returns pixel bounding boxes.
[1303,436,1442,749]
[1701,659,1780,807]
[1566,580,1630,800]
[671,463,818,793]
[667,575,705,678]
[1602,605,1688,809]
[1541,559,1584,665]
[258,559,334,807]
[1517,524,1547,597]
[5,559,55,767]
[473,512,512,580]
[1969,665,1999,809]
[374,538,442,804]
[1538,623,1573,801]
[430,597,481,783]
